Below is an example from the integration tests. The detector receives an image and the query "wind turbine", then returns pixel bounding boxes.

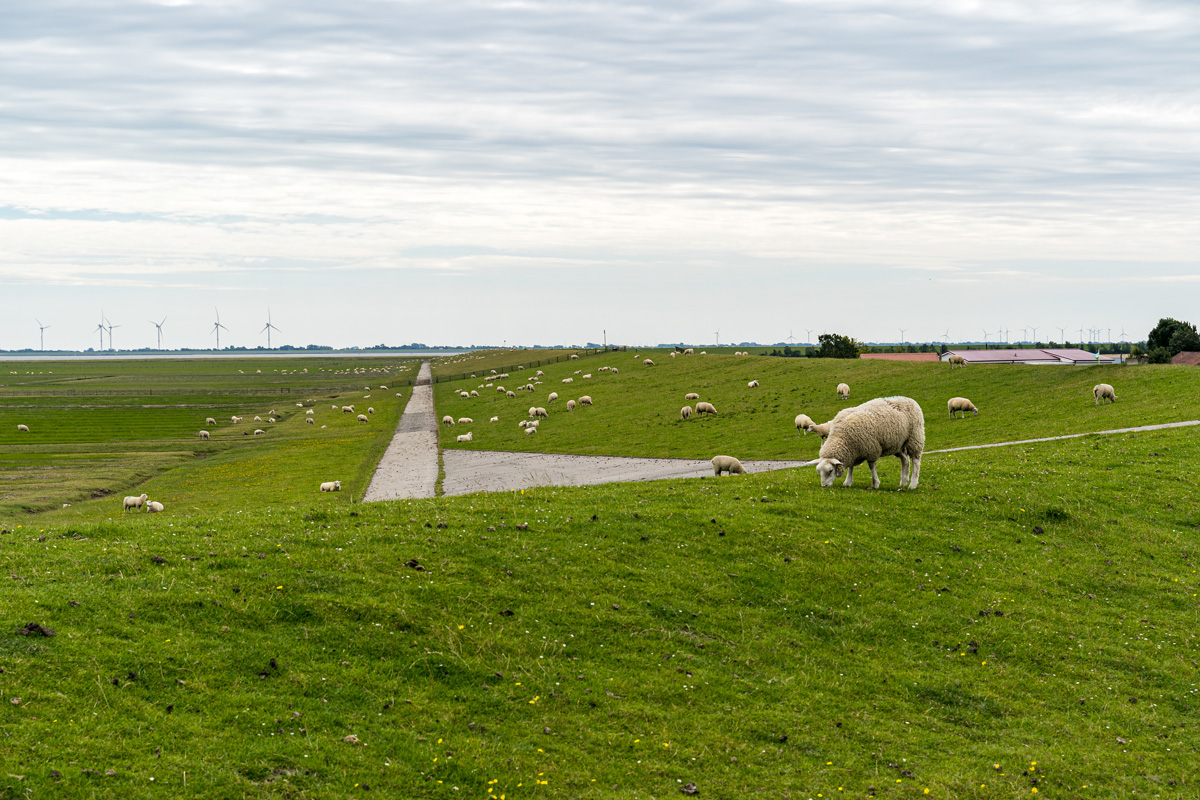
[786,329,796,345]
[35,319,51,351]
[942,329,950,344]
[260,309,281,349]
[982,328,991,347]
[1057,326,1067,345]
[149,316,166,349]
[1029,325,1038,344]
[899,328,907,344]
[1077,327,1085,345]
[1119,327,1128,343]
[104,317,121,351]
[212,308,229,350]
[93,314,105,350]
[714,330,719,347]
[804,328,814,345]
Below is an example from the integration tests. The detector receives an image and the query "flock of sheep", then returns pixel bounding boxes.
[443,365,611,442]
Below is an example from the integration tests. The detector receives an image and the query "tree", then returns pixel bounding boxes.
[1147,318,1200,360]
[810,333,861,359]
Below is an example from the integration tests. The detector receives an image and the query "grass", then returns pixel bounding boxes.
[434,350,1200,459]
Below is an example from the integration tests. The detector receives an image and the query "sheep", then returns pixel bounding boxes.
[320,480,341,492]
[528,406,538,419]
[562,377,574,383]
[380,385,388,389]
[254,416,262,421]
[123,493,149,512]
[306,418,314,425]
[457,432,473,442]
[470,390,479,397]
[16,424,29,432]
[332,405,339,410]
[199,430,211,440]
[489,416,499,422]
[305,409,314,416]
[342,405,355,413]
[524,426,537,435]
[610,368,618,374]
[685,392,700,400]
[206,417,217,425]
[518,420,529,428]
[460,391,470,399]
[670,352,677,358]
[948,354,966,368]
[357,414,369,423]
[748,380,759,388]
[712,455,747,476]
[947,397,978,419]
[582,373,592,379]
[506,390,516,398]
[699,351,706,355]
[442,415,455,426]
[681,405,693,420]
[1094,383,1116,405]
[836,383,850,400]
[814,396,924,490]
[536,370,544,377]
[535,407,549,418]
[528,419,540,427]
[548,392,559,403]
[231,415,243,423]
[643,359,655,366]
[794,414,815,434]
[146,500,165,513]
[574,369,582,375]
[570,354,580,360]
[269,409,277,416]
[496,386,506,393]
[254,429,265,435]
[268,418,276,423]
[683,348,694,355]
[696,401,717,415]
[458,417,473,424]
[566,399,576,411]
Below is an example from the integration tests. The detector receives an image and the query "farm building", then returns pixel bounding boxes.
[860,353,942,362]
[939,348,1116,365]
[1171,352,1200,366]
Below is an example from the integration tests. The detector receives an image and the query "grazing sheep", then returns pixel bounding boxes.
[146,500,164,513]
[199,430,211,440]
[535,407,549,418]
[254,429,265,435]
[489,416,499,422]
[342,405,355,413]
[670,352,677,358]
[562,377,574,383]
[380,385,388,389]
[712,455,747,476]
[814,396,925,490]
[566,399,576,411]
[579,395,592,406]
[683,348,694,355]
[206,417,217,425]
[536,370,544,377]
[947,397,978,419]
[610,368,618,374]
[948,354,966,368]
[470,390,479,397]
[306,418,314,425]
[685,392,700,400]
[548,392,559,403]
[518,420,529,428]
[457,432,473,442]
[123,493,149,513]
[1094,383,1116,405]
[506,391,516,398]
[794,414,815,434]
[643,359,655,366]
[332,405,339,410]
[574,369,582,375]
[458,417,473,424]
[268,418,276,423]
[529,406,538,419]
[528,420,540,427]
[254,416,262,421]
[357,414,369,423]
[748,380,759,388]
[320,480,341,492]
[524,426,537,435]
[570,354,580,360]
[681,405,693,420]
[460,391,470,399]
[496,386,506,393]
[836,383,850,400]
[16,424,29,432]
[442,415,455,426]
[231,416,243,423]
[305,409,314,415]
[696,401,717,415]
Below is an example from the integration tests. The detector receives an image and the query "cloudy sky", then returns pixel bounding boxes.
[2,0,1198,350]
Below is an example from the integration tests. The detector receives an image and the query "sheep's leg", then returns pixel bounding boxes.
[868,460,880,489]
[898,453,910,488]
[908,456,921,489]
[843,466,854,487]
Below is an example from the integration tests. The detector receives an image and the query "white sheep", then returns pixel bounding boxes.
[524,426,537,435]
[579,395,593,406]
[231,416,243,423]
[206,417,217,425]
[685,392,700,400]
[670,352,677,358]
[306,418,314,425]
[748,380,759,388]
[574,369,582,374]
[320,480,341,492]
[506,391,516,398]
[814,396,924,490]
[570,354,580,360]
[836,383,850,400]
[610,368,618,374]
[528,419,540,427]
[683,348,694,355]
[380,385,388,389]
[712,455,746,476]
[947,397,978,419]
[268,418,276,423]
[643,359,655,366]
[1094,383,1116,405]
[528,406,538,419]
[254,429,265,435]
[696,401,717,415]
[518,420,529,428]
[948,354,966,368]
[442,415,455,426]
[332,405,339,410]
[305,409,314,415]
[490,416,499,422]
[470,390,479,397]
[460,391,470,399]
[457,431,473,442]
[562,377,574,383]
[17,424,29,432]
[794,414,815,434]
[681,405,693,420]
[458,417,473,424]
[566,399,577,411]
[582,373,592,379]
[123,493,148,512]
[357,414,369,423]
[535,407,548,418]
[342,405,355,413]
[199,430,211,440]
[146,500,165,513]
[548,392,559,403]
[536,370,544,377]
[254,416,262,421]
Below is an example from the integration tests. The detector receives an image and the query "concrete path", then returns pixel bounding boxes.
[362,361,439,501]
[925,419,1200,455]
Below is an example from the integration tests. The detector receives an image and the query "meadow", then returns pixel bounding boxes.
[0,351,1198,798]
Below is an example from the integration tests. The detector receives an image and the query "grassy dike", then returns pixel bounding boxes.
[0,421,1197,797]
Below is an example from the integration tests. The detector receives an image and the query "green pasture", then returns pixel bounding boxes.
[435,350,1200,461]
[0,357,418,520]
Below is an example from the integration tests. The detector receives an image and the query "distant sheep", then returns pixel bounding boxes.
[794,414,815,434]
[681,405,693,420]
[685,392,700,400]
[320,480,341,492]
[460,391,470,399]
[566,399,576,411]
[535,407,548,418]
[254,429,265,435]
[712,455,746,476]
[254,416,262,421]
[458,417,473,424]
[670,352,677,358]
[206,417,217,425]
[305,409,314,415]
[146,500,164,513]
[536,370,544,377]
[457,432,473,442]
[341,405,354,413]
[562,377,574,383]
[518,420,529,428]
[548,392,559,403]
[198,430,211,440]
[570,354,580,360]
[442,415,455,426]
[123,493,148,513]
[582,373,592,379]
[947,354,966,368]
[524,426,537,435]
[748,380,759,388]
[1094,383,1116,405]
[489,416,498,422]
[470,390,479,397]
[643,359,655,366]
[579,395,592,406]
[506,390,516,398]
[16,424,29,432]
[306,418,314,425]
[357,414,369,423]
[683,348,694,355]
[836,383,850,400]
[947,397,978,419]
[528,419,540,428]
[696,401,717,415]
[815,396,924,490]
[231,416,243,423]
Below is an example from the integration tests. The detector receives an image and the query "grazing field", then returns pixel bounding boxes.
[0,357,419,520]
[435,350,1200,463]
[0,424,1197,797]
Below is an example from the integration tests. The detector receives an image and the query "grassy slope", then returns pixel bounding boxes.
[435,351,1200,460]
[1,424,1197,798]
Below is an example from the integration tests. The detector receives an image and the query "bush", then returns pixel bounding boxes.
[809,333,861,359]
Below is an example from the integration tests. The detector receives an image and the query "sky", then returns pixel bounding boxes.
[2,0,1198,350]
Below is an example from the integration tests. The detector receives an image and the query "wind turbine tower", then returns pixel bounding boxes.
[212,309,229,351]
[36,319,51,351]
[261,310,282,349]
[104,317,121,351]
[150,317,166,350]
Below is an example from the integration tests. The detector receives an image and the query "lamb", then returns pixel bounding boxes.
[460,391,470,399]
[254,429,265,435]
[947,397,978,419]
[506,391,516,398]
[643,359,655,366]
[320,480,341,492]
[566,399,576,411]
[535,407,548,418]
[836,383,850,400]
[123,493,149,512]
[357,414,369,423]
[341,405,354,413]
[610,368,618,374]
[305,409,314,415]
[206,417,217,425]
[442,415,455,426]
[748,380,759,388]
[489,416,499,422]
[685,392,700,400]
[562,377,574,383]
[711,455,747,476]
[536,370,544,377]
[683,348,694,355]
[548,392,559,403]
[518,420,529,428]
[582,373,592,379]
[579,395,592,406]
[16,424,29,432]
[670,352,677,358]
[524,426,537,435]
[681,405,693,420]
[794,414,815,434]
[1094,383,1116,405]
[457,432,473,442]
[470,390,479,397]
[570,354,580,360]
[814,396,924,490]
[529,406,538,419]
[146,500,165,513]
[458,417,473,424]
[947,354,966,368]
[199,430,211,440]
[306,418,314,424]
[528,419,540,427]
[696,401,717,415]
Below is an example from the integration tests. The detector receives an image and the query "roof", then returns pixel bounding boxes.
[860,353,942,361]
[1171,351,1200,366]
[942,348,1115,365]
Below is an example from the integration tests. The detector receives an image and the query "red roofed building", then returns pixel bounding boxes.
[1171,351,1200,366]
[939,349,1116,365]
